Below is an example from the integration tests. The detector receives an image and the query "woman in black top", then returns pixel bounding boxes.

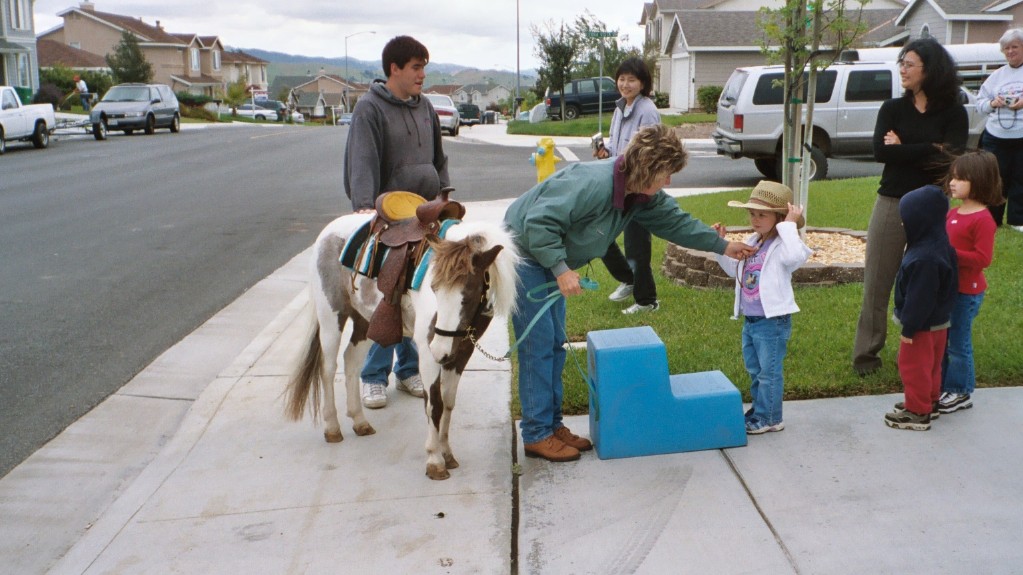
[852,38,968,376]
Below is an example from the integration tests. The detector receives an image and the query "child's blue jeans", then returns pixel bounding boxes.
[742,314,792,426]
[942,292,984,395]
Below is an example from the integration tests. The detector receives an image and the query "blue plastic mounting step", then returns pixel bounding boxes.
[587,326,747,460]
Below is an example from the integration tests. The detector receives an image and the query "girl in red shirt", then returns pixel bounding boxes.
[941,151,1004,413]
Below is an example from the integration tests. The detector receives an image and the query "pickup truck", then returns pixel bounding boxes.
[0,86,55,155]
[545,76,620,120]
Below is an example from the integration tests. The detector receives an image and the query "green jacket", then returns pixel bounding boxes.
[504,159,727,276]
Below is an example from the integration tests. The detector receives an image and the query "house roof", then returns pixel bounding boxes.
[170,73,222,86]
[426,84,460,95]
[221,50,268,65]
[295,91,325,106]
[678,8,904,49]
[896,0,1013,24]
[36,39,108,69]
[59,7,186,45]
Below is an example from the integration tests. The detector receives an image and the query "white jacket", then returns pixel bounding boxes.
[715,221,812,319]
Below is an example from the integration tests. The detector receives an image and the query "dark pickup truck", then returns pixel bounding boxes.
[545,76,620,120]
[457,103,481,125]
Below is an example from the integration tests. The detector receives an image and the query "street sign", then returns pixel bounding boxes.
[586,31,617,38]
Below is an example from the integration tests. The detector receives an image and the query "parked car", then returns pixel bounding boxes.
[712,62,986,180]
[424,93,460,136]
[545,76,620,120]
[0,85,55,155]
[337,112,353,126]
[289,110,305,123]
[234,103,278,121]
[90,83,180,140]
[254,99,286,121]
[457,103,481,126]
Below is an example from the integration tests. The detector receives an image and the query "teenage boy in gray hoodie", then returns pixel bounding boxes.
[343,35,450,409]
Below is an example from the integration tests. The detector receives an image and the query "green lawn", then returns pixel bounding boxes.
[511,176,1023,416]
[507,112,715,138]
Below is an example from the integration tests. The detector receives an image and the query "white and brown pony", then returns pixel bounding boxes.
[284,213,519,480]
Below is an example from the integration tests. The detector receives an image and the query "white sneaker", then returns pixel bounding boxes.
[397,374,425,398]
[622,301,660,314]
[361,382,387,409]
[608,282,634,302]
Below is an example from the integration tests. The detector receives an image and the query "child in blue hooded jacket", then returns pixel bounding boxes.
[886,184,958,431]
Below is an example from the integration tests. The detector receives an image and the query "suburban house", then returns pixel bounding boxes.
[37,38,108,71]
[895,0,1023,43]
[270,72,368,113]
[639,0,949,111]
[2,0,39,92]
[452,82,511,109]
[37,1,268,96]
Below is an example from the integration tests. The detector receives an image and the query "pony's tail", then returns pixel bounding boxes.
[284,322,322,421]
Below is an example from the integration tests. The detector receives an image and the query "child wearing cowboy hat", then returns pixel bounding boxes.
[713,181,812,434]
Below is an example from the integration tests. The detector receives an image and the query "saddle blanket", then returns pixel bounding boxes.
[339,219,461,291]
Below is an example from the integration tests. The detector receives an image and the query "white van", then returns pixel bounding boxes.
[712,61,986,180]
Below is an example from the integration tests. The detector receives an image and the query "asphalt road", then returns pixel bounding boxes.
[0,123,881,478]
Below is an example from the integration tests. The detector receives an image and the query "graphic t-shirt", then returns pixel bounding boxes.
[740,238,773,317]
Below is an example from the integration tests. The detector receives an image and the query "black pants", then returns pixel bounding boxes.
[601,220,656,306]
[981,131,1023,226]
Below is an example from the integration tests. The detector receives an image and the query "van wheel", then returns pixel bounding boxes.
[564,105,581,120]
[774,145,828,182]
[144,114,156,135]
[754,158,778,180]
[32,121,50,149]
[170,114,180,133]
[93,120,108,140]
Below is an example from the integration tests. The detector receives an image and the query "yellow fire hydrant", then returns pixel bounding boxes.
[529,137,562,182]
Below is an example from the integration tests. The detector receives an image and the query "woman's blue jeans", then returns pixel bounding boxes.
[942,292,984,395]
[511,259,567,445]
[361,338,419,386]
[742,315,792,426]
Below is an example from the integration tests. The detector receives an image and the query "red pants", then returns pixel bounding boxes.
[898,329,947,415]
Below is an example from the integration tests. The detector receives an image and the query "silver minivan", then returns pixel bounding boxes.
[90,83,181,140]
[712,62,985,180]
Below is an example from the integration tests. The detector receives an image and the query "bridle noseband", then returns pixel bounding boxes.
[432,270,493,340]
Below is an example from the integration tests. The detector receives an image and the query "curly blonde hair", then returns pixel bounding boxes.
[620,124,688,193]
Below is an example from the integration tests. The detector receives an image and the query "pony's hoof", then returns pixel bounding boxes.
[353,422,375,436]
[426,464,450,480]
[443,453,459,469]
[323,430,344,443]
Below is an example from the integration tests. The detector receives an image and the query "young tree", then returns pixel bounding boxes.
[105,31,153,84]
[532,21,578,121]
[221,76,249,116]
[757,0,868,217]
[569,11,640,79]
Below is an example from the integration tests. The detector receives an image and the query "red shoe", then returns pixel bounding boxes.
[553,426,593,451]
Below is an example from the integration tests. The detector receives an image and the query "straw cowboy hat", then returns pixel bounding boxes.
[727,180,805,228]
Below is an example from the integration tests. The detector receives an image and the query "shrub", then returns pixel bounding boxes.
[176,91,214,107]
[653,91,669,108]
[33,83,64,109]
[697,85,723,113]
[180,104,218,121]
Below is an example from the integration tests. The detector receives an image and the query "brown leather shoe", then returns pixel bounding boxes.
[523,435,580,462]
[553,426,593,451]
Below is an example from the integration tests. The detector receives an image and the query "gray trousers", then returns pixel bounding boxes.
[853,195,906,371]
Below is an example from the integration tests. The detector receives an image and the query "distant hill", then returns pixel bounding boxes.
[239,48,536,92]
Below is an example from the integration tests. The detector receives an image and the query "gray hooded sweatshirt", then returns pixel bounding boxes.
[343,80,450,210]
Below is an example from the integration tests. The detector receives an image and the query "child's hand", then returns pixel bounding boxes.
[712,222,727,239]
[900,335,913,344]
[786,203,803,223]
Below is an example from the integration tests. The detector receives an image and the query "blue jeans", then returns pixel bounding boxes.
[511,258,566,444]
[742,315,791,426]
[942,292,984,395]
[361,337,418,385]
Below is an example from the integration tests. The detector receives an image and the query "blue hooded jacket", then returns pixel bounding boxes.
[893,185,958,338]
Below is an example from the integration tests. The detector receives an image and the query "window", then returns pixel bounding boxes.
[8,0,30,29]
[213,50,221,71]
[846,70,893,102]
[190,48,200,71]
[752,71,837,105]
[920,25,931,39]
[16,53,30,87]
[2,89,17,110]
[577,80,598,95]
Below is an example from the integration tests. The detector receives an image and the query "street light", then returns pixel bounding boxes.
[345,30,376,112]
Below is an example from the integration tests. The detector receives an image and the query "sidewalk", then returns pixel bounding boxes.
[3,171,1022,572]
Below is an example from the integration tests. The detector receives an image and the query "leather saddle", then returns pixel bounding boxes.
[364,188,464,347]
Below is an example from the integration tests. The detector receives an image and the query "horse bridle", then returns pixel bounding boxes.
[432,270,495,346]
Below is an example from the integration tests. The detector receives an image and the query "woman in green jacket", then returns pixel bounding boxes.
[504,124,756,462]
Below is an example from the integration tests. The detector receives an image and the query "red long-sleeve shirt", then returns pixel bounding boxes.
[946,207,997,294]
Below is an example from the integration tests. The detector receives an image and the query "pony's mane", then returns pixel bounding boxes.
[435,220,520,317]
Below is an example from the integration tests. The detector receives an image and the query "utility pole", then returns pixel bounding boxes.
[586,30,617,135]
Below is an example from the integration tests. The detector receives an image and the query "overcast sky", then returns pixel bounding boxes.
[32,1,647,72]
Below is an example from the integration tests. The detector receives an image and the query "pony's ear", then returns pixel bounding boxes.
[472,245,504,271]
